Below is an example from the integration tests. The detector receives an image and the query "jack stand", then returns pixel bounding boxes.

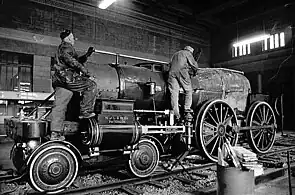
[168,109,194,179]
[168,149,193,180]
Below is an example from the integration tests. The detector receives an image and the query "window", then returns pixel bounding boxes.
[0,51,33,92]
[263,32,285,51]
[232,32,286,57]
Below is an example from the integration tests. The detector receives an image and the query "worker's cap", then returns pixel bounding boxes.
[60,29,72,40]
[184,46,194,53]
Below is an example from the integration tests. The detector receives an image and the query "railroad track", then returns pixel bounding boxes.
[26,161,215,195]
[2,137,295,195]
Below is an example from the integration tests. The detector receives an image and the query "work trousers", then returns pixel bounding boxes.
[64,76,97,114]
[51,87,73,132]
[167,70,192,119]
[51,76,97,132]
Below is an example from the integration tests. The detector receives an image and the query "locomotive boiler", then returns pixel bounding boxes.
[4,61,277,194]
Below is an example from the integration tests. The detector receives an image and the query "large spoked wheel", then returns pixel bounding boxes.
[28,143,78,194]
[195,100,239,162]
[128,139,159,178]
[246,101,276,154]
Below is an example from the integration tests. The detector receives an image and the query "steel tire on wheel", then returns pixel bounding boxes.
[246,101,276,154]
[128,139,159,178]
[28,143,78,194]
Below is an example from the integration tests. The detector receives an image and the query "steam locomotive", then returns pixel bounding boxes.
[4,61,277,193]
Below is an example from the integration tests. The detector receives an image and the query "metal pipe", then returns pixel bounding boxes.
[287,151,292,195]
[133,109,169,114]
[94,50,168,64]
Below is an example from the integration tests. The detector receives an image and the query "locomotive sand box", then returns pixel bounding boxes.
[4,62,276,193]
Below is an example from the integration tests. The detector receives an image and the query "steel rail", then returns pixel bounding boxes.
[259,145,295,156]
[28,163,215,195]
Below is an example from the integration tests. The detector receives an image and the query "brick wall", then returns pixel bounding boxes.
[0,0,211,93]
[0,0,210,61]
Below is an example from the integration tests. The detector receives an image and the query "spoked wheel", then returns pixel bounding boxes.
[195,100,239,162]
[128,139,159,178]
[246,101,276,154]
[28,143,78,194]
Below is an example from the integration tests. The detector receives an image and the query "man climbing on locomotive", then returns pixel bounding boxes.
[167,46,199,124]
[50,29,97,141]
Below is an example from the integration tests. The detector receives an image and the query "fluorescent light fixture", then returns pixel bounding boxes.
[98,0,117,9]
[233,34,270,47]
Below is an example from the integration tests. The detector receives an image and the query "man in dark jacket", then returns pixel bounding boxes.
[167,46,199,123]
[50,29,97,141]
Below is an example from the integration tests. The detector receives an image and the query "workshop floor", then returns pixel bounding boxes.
[255,176,295,195]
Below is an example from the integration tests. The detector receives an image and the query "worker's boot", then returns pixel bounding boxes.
[50,131,65,141]
[79,112,95,119]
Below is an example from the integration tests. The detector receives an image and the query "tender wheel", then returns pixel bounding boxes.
[246,101,276,153]
[195,100,238,162]
[128,139,159,178]
[28,143,78,194]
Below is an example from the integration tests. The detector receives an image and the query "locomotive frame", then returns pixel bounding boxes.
[4,62,277,194]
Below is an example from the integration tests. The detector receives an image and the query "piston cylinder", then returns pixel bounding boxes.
[80,118,142,150]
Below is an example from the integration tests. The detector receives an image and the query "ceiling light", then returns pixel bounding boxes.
[98,0,117,9]
[233,34,270,47]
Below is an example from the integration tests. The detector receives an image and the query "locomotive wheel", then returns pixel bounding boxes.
[128,139,159,178]
[28,143,78,194]
[195,100,238,162]
[246,101,276,154]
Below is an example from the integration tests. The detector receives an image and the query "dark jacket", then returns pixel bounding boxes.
[169,49,198,74]
[51,41,89,86]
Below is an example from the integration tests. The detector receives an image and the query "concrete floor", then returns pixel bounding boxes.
[255,176,295,195]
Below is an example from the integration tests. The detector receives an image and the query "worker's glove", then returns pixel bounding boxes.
[189,67,198,77]
[86,47,95,57]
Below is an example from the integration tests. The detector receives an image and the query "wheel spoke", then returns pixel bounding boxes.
[210,136,219,155]
[203,121,218,132]
[252,120,261,126]
[223,107,229,122]
[205,134,218,146]
[259,107,264,122]
[263,105,266,122]
[260,133,265,149]
[214,104,220,123]
[266,114,273,124]
[265,107,269,123]
[255,112,263,123]
[208,110,219,125]
[256,131,263,147]
[253,130,262,139]
[220,104,223,123]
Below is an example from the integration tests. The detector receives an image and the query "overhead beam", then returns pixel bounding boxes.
[197,0,248,16]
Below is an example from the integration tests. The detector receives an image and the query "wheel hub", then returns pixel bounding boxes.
[139,153,149,165]
[217,124,226,136]
[48,163,63,177]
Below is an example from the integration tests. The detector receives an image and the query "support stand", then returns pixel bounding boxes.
[167,109,194,180]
